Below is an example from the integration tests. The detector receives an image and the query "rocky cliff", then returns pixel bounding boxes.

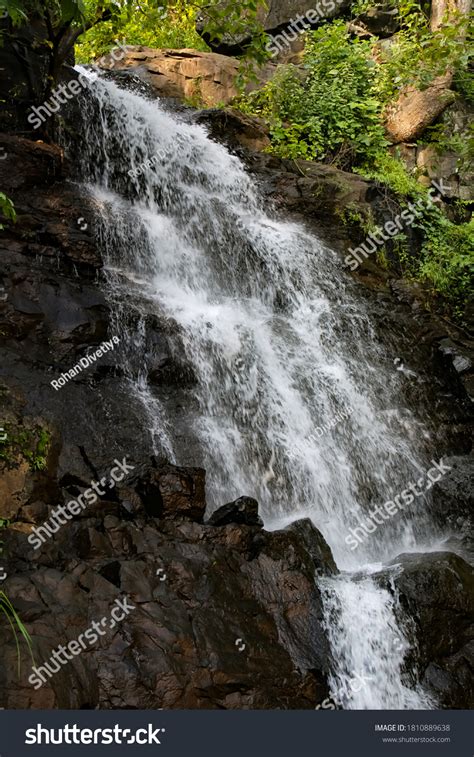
[0,68,473,709]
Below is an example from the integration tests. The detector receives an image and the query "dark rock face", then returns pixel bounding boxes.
[197,0,351,56]
[376,552,474,708]
[207,496,264,527]
[436,339,474,405]
[0,131,332,709]
[195,108,271,152]
[0,460,331,709]
[284,519,338,576]
[429,456,474,555]
[351,5,400,38]
[237,151,374,241]
[0,134,101,275]
[132,464,207,521]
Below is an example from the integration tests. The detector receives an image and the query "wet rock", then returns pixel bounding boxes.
[0,135,101,275]
[284,518,338,575]
[241,152,373,237]
[146,336,196,388]
[132,464,207,521]
[195,108,271,152]
[0,472,330,709]
[429,456,474,545]
[207,496,263,527]
[0,135,62,191]
[376,551,474,708]
[436,339,474,405]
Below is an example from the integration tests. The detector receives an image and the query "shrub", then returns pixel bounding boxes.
[238,22,388,167]
[418,215,474,321]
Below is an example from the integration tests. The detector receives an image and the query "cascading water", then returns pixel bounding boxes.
[67,70,448,709]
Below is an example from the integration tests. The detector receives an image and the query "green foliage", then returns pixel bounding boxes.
[418,215,474,321]
[374,0,471,105]
[359,151,425,197]
[0,591,35,675]
[359,153,473,323]
[0,424,51,470]
[1,0,268,78]
[236,0,471,165]
[337,203,376,235]
[453,58,474,104]
[238,22,388,166]
[1,0,84,25]
[76,0,207,61]
[0,192,16,230]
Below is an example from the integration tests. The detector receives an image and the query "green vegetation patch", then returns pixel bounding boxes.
[238,22,388,167]
[0,424,51,471]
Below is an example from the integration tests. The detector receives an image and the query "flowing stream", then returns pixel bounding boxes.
[68,70,448,709]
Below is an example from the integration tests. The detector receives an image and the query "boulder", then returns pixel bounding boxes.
[197,0,351,56]
[384,74,456,143]
[97,47,276,107]
[207,496,264,527]
[133,464,207,521]
[0,477,330,709]
[429,455,474,540]
[349,5,400,38]
[284,518,338,575]
[417,100,474,202]
[375,551,474,708]
[195,108,271,151]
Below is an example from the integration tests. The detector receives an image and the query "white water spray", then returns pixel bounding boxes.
[69,71,443,708]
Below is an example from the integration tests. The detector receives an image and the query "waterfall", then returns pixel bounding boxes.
[68,70,446,709]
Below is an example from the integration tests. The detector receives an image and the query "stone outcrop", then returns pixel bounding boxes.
[207,496,264,527]
[349,5,400,38]
[376,552,474,708]
[1,97,473,711]
[98,47,275,107]
[0,130,336,709]
[195,108,271,151]
[429,456,474,542]
[389,101,474,203]
[1,461,333,708]
[196,0,351,56]
[384,74,456,144]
